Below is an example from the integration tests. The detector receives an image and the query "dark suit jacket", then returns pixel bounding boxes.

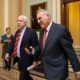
[13,27,38,69]
[38,22,80,80]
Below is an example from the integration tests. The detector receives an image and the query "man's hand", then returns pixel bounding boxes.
[27,61,38,71]
[25,48,31,54]
[25,46,35,55]
[75,72,80,80]
[32,61,39,67]
[33,61,41,67]
[30,46,35,55]
[27,61,41,71]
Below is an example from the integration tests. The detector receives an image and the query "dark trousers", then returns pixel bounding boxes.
[17,58,33,80]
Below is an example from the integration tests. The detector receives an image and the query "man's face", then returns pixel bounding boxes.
[37,12,50,29]
[17,17,26,29]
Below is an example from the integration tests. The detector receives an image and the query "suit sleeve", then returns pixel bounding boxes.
[60,28,80,72]
[30,29,39,61]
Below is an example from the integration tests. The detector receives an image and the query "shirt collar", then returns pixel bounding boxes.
[20,26,26,32]
[46,21,52,32]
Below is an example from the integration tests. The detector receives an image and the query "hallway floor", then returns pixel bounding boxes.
[0,67,76,80]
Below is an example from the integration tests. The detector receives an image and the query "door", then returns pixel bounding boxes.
[61,1,80,49]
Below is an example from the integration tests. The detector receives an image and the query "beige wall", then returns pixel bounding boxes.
[0,0,4,35]
[8,0,26,34]
[8,0,18,34]
[0,0,4,65]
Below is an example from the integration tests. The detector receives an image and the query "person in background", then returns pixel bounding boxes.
[25,9,80,80]
[1,27,14,70]
[13,15,39,80]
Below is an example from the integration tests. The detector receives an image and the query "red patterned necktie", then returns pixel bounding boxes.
[43,29,47,49]
[13,31,22,57]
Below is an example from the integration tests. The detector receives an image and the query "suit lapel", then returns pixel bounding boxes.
[40,29,44,51]
[21,27,29,44]
[44,23,56,50]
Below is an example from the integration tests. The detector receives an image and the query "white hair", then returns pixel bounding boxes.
[18,15,28,22]
[37,9,51,17]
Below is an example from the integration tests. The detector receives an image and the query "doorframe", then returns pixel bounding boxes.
[64,0,80,3]
[61,0,80,27]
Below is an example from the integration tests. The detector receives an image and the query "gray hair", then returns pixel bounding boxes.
[18,15,28,22]
[37,9,51,17]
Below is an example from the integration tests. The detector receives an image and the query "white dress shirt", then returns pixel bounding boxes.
[17,26,26,57]
[46,21,52,37]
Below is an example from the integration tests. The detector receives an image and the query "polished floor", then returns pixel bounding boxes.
[0,77,6,80]
[0,67,76,80]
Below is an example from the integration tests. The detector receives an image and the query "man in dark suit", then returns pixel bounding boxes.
[27,9,80,80]
[13,15,38,80]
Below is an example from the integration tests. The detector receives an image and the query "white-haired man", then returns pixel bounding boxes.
[13,15,38,80]
[26,9,80,80]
